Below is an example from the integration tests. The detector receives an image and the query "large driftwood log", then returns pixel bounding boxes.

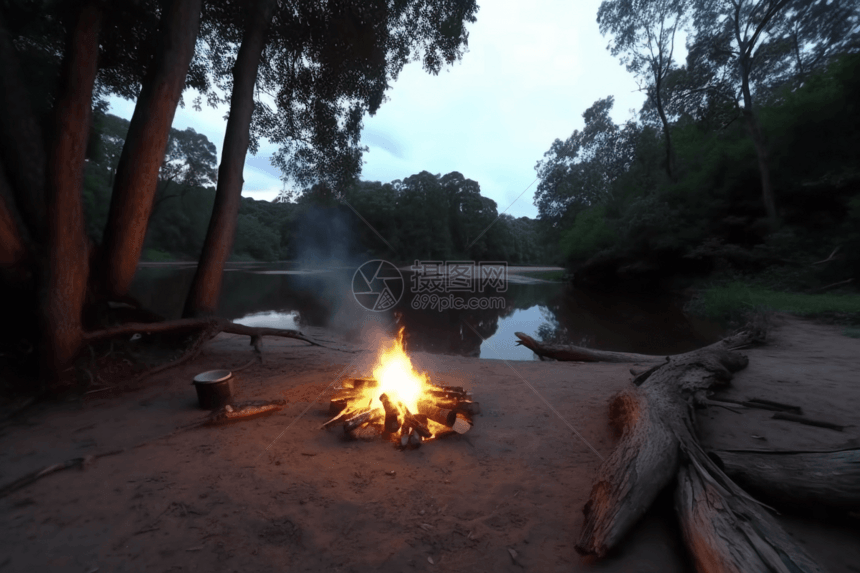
[710,447,860,511]
[676,460,825,573]
[575,330,817,563]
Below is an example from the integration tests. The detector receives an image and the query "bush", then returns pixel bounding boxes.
[141,248,174,262]
[560,205,616,260]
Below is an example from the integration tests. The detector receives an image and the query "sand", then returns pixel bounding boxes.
[0,314,858,572]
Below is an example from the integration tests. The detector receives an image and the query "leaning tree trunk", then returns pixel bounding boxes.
[574,329,826,572]
[183,0,276,318]
[97,0,202,299]
[39,0,104,382]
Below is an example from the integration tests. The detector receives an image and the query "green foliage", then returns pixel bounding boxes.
[141,248,175,262]
[232,214,281,261]
[687,282,860,324]
[535,51,860,291]
[560,206,616,260]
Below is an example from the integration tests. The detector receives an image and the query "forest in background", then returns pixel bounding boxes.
[536,53,860,293]
[534,0,860,296]
[83,112,551,265]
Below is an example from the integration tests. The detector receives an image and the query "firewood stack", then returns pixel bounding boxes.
[321,378,479,448]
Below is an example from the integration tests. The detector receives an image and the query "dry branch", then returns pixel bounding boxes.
[0,399,285,498]
[711,447,860,511]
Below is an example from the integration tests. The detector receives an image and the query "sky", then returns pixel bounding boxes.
[107,0,662,220]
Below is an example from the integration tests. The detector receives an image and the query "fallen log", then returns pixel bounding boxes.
[575,330,757,557]
[710,447,860,511]
[515,332,666,362]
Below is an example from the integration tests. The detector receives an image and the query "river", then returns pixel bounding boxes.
[130,261,725,361]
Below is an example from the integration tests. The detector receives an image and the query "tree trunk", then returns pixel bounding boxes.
[183,0,276,318]
[0,164,28,267]
[652,82,676,181]
[740,64,778,228]
[97,0,202,299]
[40,0,104,382]
[0,12,47,242]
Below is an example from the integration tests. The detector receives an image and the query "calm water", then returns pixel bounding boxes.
[130,262,724,361]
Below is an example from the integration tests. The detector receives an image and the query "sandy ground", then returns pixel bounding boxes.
[0,314,858,573]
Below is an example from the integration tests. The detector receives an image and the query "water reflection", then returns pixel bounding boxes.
[234,310,300,331]
[130,264,724,361]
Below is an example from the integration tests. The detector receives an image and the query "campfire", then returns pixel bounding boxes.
[321,328,479,448]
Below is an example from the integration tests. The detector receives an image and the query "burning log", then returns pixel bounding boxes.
[321,328,477,448]
[428,388,472,401]
[436,399,481,416]
[344,378,378,390]
[343,408,382,433]
[452,412,472,434]
[379,393,401,434]
[417,399,456,427]
[402,410,432,439]
[350,424,383,441]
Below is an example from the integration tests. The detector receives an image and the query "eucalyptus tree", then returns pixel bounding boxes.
[534,97,638,232]
[0,0,478,385]
[597,0,688,180]
[184,0,478,317]
[685,0,859,227]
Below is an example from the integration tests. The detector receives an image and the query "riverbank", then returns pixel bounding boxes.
[0,316,858,572]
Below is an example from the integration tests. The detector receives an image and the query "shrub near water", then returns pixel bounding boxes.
[690,282,860,324]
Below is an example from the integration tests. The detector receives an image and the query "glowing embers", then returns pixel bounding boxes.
[321,330,479,449]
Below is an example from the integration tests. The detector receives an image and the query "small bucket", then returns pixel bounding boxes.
[192,370,234,409]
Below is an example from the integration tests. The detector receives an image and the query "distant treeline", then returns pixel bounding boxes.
[83,113,552,265]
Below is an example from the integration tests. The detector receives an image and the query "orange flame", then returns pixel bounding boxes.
[364,327,428,415]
